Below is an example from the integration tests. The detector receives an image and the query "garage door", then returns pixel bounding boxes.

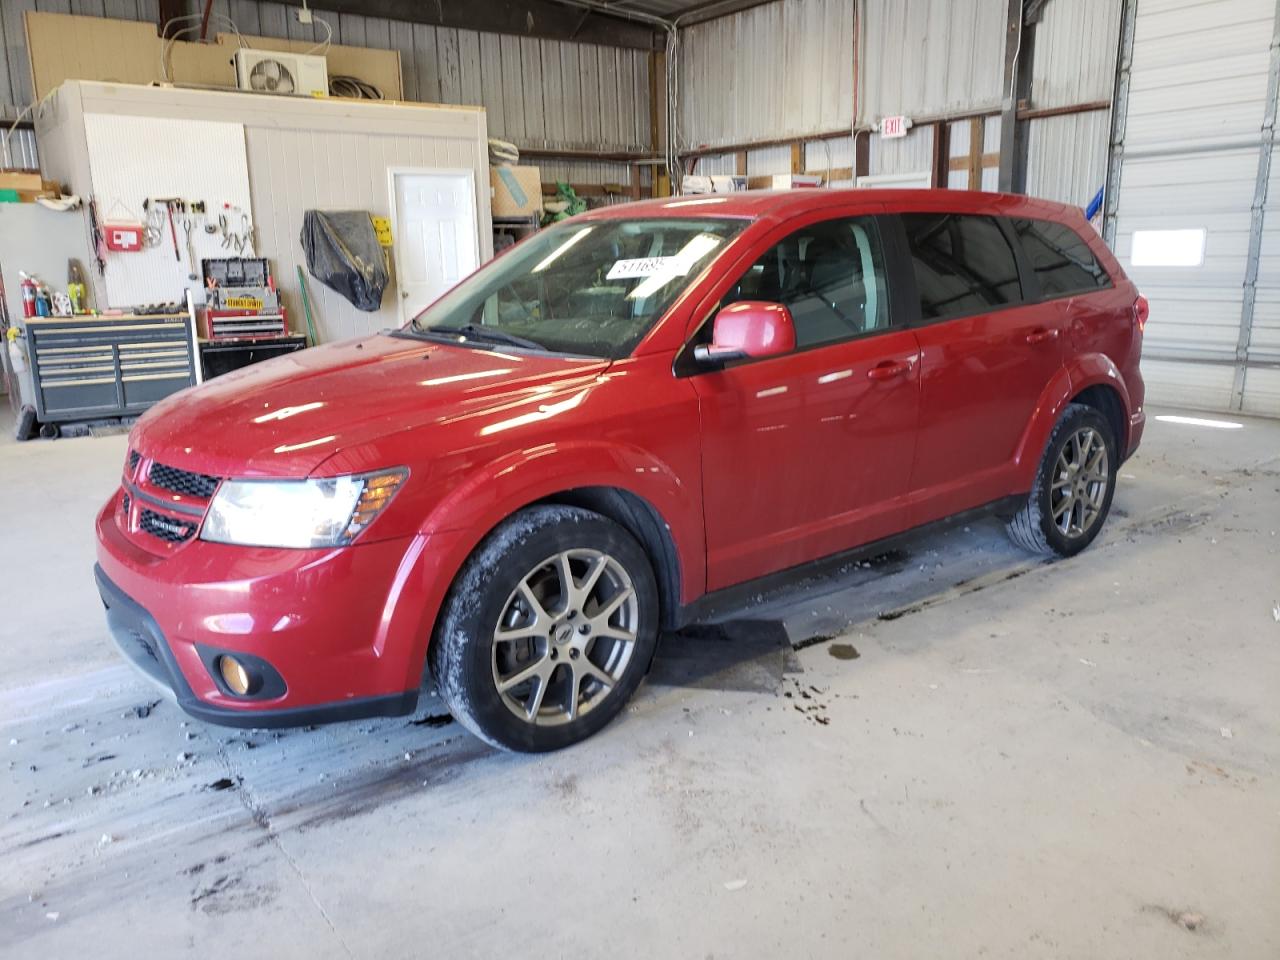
[1108,0,1280,416]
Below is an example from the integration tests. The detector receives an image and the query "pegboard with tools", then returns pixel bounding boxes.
[84,114,254,307]
[138,198,257,269]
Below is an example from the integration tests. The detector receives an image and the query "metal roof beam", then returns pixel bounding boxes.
[272,0,661,49]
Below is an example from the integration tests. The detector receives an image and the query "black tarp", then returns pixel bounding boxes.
[300,211,389,312]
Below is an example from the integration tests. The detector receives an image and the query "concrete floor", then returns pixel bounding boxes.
[1,408,1277,959]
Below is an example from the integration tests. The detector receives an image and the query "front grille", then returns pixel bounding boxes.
[149,462,219,499]
[140,509,197,543]
[121,492,131,513]
[127,449,141,472]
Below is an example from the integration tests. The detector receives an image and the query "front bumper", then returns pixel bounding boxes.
[95,565,417,727]
[94,493,468,727]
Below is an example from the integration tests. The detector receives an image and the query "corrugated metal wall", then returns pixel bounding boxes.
[678,0,854,149]
[677,0,1004,146]
[214,3,653,154]
[1022,0,1119,209]
[1111,0,1279,416]
[1031,0,1121,107]
[859,0,1005,120]
[679,0,1107,199]
[1024,110,1110,207]
[1,1,650,183]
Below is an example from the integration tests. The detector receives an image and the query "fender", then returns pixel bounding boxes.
[1011,354,1132,490]
[372,439,704,693]
[425,438,703,600]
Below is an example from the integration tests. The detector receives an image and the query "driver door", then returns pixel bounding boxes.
[688,214,923,591]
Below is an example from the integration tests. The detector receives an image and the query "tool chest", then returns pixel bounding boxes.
[27,313,197,423]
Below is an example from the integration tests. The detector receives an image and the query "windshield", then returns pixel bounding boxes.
[408,217,747,359]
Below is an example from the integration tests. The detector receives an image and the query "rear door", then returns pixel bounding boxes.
[688,212,922,591]
[888,211,1065,522]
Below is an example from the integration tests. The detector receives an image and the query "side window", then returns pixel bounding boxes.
[901,213,1024,320]
[721,216,890,349]
[1011,217,1111,298]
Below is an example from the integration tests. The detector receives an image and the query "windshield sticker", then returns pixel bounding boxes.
[607,257,686,280]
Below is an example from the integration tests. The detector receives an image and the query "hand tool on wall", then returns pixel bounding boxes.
[182,205,198,280]
[167,201,180,261]
[87,198,106,273]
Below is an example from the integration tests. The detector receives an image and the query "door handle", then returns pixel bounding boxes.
[867,359,910,382]
[1025,327,1060,345]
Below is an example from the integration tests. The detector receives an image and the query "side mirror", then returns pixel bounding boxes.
[693,301,797,365]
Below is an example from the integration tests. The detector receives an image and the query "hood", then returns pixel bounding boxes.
[131,333,609,477]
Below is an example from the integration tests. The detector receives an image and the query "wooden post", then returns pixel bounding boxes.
[735,150,748,176]
[790,141,803,175]
[967,117,983,190]
[648,49,665,198]
[931,121,950,188]
[630,164,643,200]
[854,131,870,183]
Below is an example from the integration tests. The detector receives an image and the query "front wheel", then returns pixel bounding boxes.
[1006,403,1117,557]
[429,505,659,752]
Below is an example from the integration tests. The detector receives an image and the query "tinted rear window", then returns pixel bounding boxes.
[1011,217,1111,298]
[901,213,1024,320]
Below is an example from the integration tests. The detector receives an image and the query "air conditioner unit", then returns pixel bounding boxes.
[233,49,328,98]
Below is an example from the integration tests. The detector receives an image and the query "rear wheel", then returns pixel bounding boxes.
[1006,403,1117,557]
[429,505,659,752]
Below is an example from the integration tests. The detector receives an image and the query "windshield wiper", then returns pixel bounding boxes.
[446,323,546,352]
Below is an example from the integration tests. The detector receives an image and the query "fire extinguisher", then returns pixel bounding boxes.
[19,272,37,318]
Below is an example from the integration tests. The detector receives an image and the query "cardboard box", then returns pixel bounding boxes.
[491,165,543,217]
[0,171,45,192]
[748,174,824,190]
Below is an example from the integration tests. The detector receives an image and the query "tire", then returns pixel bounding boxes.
[429,505,659,752]
[1006,403,1117,557]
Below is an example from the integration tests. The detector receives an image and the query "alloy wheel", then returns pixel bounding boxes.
[491,549,639,726]
[1050,427,1109,539]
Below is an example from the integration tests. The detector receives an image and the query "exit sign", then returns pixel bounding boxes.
[880,115,909,139]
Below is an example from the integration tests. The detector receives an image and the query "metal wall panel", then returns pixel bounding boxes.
[1024,110,1111,207]
[229,1,652,152]
[1110,0,1279,414]
[677,0,854,149]
[868,125,933,177]
[0,2,651,154]
[860,0,1005,120]
[1031,0,1121,108]
[678,0,1005,146]
[0,127,38,167]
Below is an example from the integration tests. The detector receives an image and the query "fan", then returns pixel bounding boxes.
[247,58,297,95]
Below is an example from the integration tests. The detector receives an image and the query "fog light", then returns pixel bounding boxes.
[219,656,252,696]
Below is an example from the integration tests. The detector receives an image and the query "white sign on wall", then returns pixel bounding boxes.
[880,115,910,139]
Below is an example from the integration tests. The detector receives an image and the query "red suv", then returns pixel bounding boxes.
[96,189,1145,751]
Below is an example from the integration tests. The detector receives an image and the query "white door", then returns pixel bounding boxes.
[390,169,479,323]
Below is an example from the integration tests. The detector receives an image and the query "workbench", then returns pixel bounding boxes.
[26,312,198,424]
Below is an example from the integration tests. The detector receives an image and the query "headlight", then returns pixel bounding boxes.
[201,469,407,548]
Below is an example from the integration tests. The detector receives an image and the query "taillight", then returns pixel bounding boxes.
[1133,295,1150,333]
